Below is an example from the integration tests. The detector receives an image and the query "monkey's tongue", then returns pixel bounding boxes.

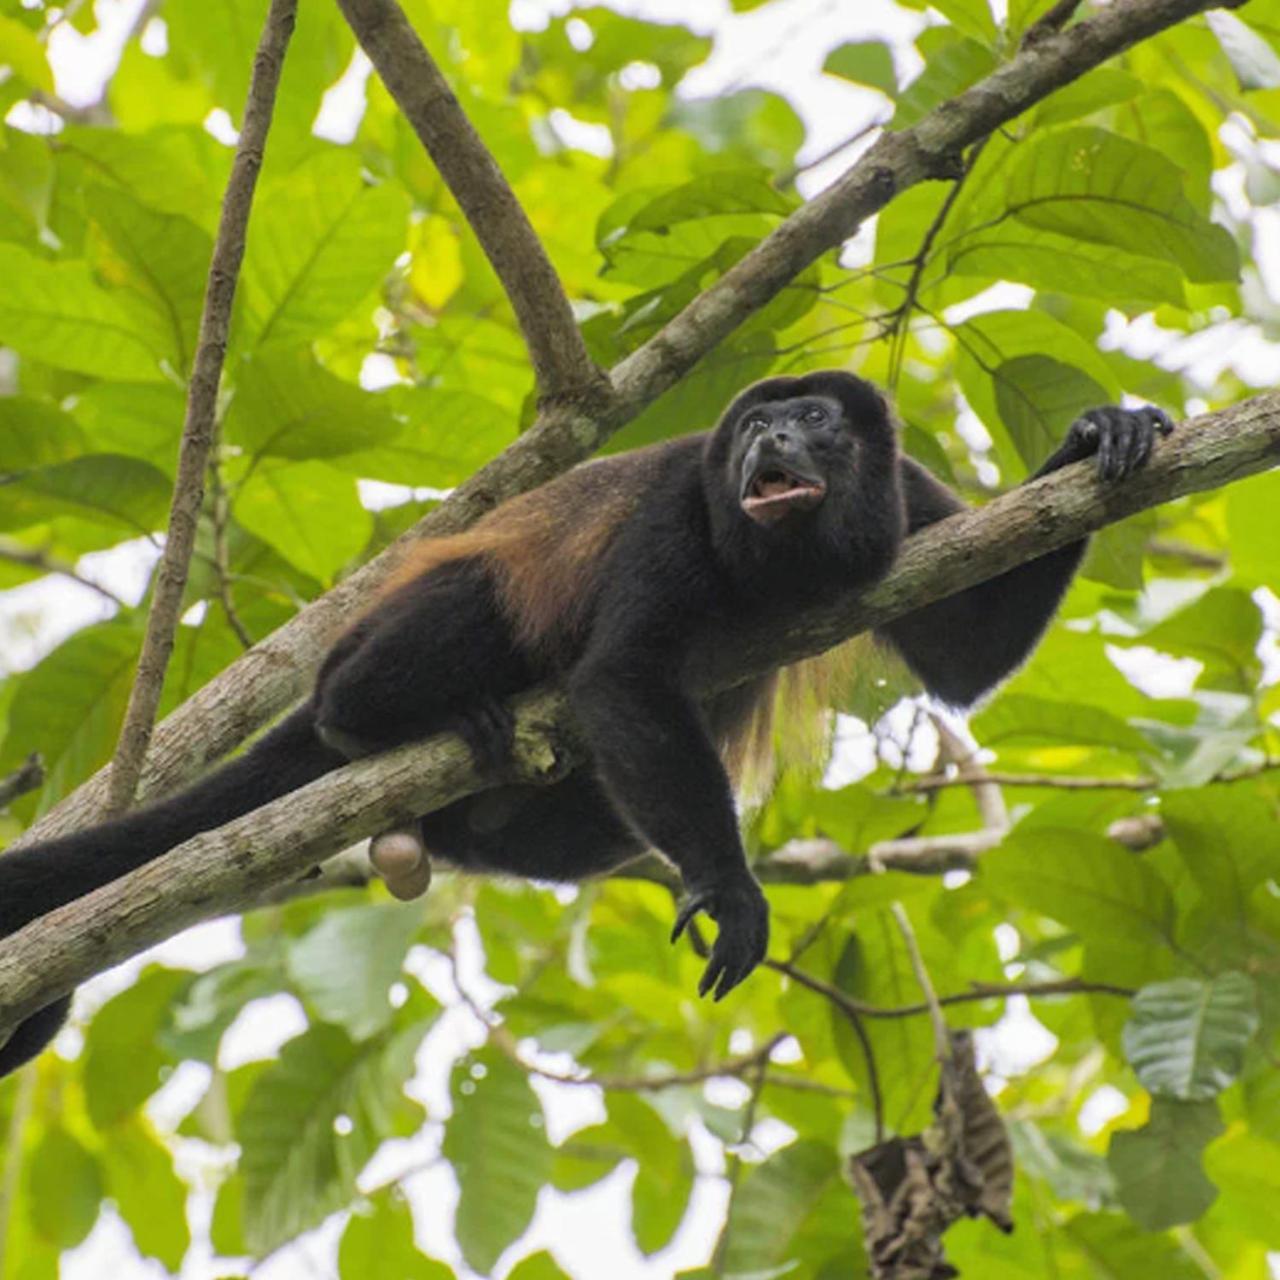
[742,470,825,522]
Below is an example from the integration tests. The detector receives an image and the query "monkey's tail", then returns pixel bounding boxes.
[0,704,344,1075]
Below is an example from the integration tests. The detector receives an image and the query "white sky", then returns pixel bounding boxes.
[5,2,1279,1277]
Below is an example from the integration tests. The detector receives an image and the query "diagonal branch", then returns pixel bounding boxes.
[16,0,1244,844]
[335,0,605,408]
[102,0,298,815]
[2,392,1276,1044]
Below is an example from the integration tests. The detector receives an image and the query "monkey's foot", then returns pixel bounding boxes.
[672,871,769,1000]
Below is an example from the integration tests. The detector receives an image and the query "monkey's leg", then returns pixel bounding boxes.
[314,557,535,765]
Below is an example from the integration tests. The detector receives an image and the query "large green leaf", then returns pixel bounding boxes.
[822,41,898,96]
[240,151,409,350]
[0,453,172,537]
[0,243,163,380]
[0,620,139,811]
[721,1139,840,1273]
[27,1128,102,1249]
[224,348,402,462]
[982,828,1176,948]
[973,693,1151,756]
[233,460,372,583]
[1108,1098,1222,1230]
[285,902,424,1041]
[1005,126,1238,282]
[1122,973,1259,1100]
[954,309,1121,476]
[893,31,995,127]
[84,967,190,1128]
[339,1191,453,1280]
[238,1019,425,1254]
[105,1117,192,1270]
[443,1048,553,1275]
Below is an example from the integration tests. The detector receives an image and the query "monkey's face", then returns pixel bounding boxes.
[730,393,851,526]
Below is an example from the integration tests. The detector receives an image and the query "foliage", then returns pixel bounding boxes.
[1,0,1279,1277]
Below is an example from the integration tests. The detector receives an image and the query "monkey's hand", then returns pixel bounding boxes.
[1059,405,1175,482]
[671,871,769,1000]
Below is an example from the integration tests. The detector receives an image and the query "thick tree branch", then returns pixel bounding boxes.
[14,0,1248,843]
[335,0,605,407]
[102,0,297,815]
[2,394,1276,1043]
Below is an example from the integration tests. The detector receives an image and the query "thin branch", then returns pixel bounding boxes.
[0,756,43,810]
[335,0,604,407]
[102,0,298,815]
[13,0,1233,846]
[766,959,1134,1022]
[208,449,253,651]
[893,757,1280,794]
[1022,0,1083,47]
[890,902,950,1060]
[0,542,128,608]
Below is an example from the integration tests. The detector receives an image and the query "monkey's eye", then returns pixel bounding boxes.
[743,414,769,432]
[802,405,827,424]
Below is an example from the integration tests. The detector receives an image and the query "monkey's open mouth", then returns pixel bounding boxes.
[741,466,827,524]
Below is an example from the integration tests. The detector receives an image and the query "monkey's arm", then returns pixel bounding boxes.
[567,529,769,999]
[879,407,1172,706]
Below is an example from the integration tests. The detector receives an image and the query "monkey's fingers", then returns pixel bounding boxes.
[671,894,706,944]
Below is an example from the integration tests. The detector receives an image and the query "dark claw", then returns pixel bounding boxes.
[672,874,769,1000]
[1067,403,1174,485]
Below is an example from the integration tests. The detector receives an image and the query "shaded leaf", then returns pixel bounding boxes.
[1108,1098,1222,1230]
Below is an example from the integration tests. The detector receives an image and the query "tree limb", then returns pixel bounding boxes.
[14,0,1231,845]
[102,0,298,815]
[2,393,1276,1043]
[335,0,605,407]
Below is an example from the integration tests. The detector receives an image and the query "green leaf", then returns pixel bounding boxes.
[600,169,793,245]
[1108,1098,1222,1230]
[105,1117,192,1269]
[982,828,1176,948]
[1005,126,1238,283]
[1138,586,1263,693]
[992,355,1112,475]
[948,223,1186,311]
[233,461,371,584]
[85,184,212,376]
[1226,468,1280,585]
[224,348,403,462]
[507,1253,572,1280]
[241,152,409,350]
[0,398,88,469]
[0,453,172,538]
[27,1128,103,1248]
[721,1139,840,1272]
[0,14,53,91]
[894,32,995,127]
[606,1095,693,1255]
[443,1048,553,1275]
[1122,973,1259,1100]
[1162,790,1280,919]
[1034,67,1144,125]
[338,386,515,488]
[1207,10,1280,90]
[822,41,897,96]
[238,1020,425,1254]
[0,244,164,380]
[954,310,1121,476]
[85,967,190,1128]
[339,1191,452,1280]
[0,620,139,811]
[973,694,1151,755]
[73,382,186,468]
[286,903,423,1041]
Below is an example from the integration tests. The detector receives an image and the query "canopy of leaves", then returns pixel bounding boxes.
[1,0,1279,1277]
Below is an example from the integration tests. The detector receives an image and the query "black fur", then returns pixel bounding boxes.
[0,374,1172,1074]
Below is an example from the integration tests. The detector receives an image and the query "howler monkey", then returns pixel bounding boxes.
[0,372,1172,1075]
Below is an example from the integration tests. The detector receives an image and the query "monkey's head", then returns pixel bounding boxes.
[708,371,898,525]
[704,370,903,588]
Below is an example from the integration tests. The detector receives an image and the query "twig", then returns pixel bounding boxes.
[14,0,1234,844]
[102,0,298,815]
[0,542,128,608]
[890,903,950,1061]
[766,959,1133,1022]
[893,757,1280,794]
[0,756,44,809]
[1022,0,1082,47]
[335,0,604,407]
[208,449,253,650]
